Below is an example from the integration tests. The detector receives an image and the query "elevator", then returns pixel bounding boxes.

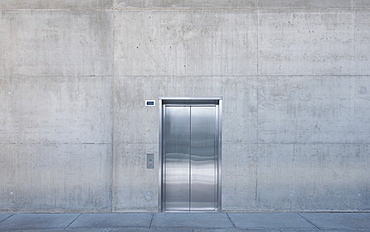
[159,98,222,212]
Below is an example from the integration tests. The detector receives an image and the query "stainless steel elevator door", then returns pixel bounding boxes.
[162,104,219,212]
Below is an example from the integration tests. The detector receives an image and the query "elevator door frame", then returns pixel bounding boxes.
[159,97,222,212]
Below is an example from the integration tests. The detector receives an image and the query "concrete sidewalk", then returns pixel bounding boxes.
[0,212,369,232]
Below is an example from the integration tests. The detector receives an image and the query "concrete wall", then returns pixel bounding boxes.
[1,0,369,212]
[0,3,113,212]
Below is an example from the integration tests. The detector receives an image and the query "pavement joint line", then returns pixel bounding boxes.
[148,213,154,229]
[0,213,15,224]
[226,213,237,229]
[63,213,82,230]
[297,212,321,230]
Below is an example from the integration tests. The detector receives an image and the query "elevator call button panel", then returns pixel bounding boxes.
[147,154,154,169]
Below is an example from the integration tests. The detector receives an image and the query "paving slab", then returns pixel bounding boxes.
[67,213,153,229]
[0,213,13,222]
[4,229,191,232]
[151,213,234,229]
[227,213,318,230]
[0,213,79,230]
[194,230,280,232]
[113,229,192,232]
[5,230,114,232]
[280,230,367,232]
[299,213,370,231]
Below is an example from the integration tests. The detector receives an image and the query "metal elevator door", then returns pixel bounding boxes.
[161,102,220,212]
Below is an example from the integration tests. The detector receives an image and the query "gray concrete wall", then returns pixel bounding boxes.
[0,3,113,212]
[1,0,369,212]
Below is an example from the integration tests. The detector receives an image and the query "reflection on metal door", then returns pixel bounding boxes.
[159,98,222,212]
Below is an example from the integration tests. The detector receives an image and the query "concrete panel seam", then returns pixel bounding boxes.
[112,8,258,12]
[0,75,113,77]
[1,9,113,12]
[0,214,15,224]
[111,74,370,78]
[0,75,114,79]
[0,142,113,145]
[114,75,259,78]
[63,213,82,230]
[226,213,237,228]
[257,5,260,76]
[255,157,259,208]
[258,7,358,11]
[111,7,368,11]
[222,142,370,145]
[114,142,158,145]
[148,213,154,228]
[256,3,260,207]
[297,213,321,230]
[110,13,115,210]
